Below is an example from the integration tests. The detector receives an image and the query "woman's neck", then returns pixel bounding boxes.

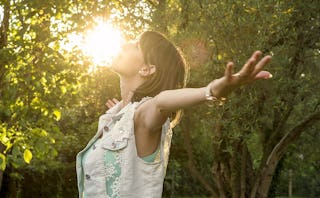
[120,76,144,108]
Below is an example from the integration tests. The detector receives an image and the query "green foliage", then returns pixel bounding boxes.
[274,125,320,197]
[0,153,5,170]
[0,0,119,195]
[22,149,32,164]
[0,0,319,197]
[153,0,320,196]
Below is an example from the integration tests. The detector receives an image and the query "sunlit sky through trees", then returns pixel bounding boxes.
[0,7,3,22]
[64,19,124,69]
[0,6,134,70]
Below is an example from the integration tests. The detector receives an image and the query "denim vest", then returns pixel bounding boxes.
[76,99,172,198]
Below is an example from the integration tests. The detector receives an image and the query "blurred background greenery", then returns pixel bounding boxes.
[0,0,319,197]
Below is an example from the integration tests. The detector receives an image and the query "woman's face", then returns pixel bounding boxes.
[111,40,145,77]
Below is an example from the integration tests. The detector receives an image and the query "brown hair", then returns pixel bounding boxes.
[132,31,189,126]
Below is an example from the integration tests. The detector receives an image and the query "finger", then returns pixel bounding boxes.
[252,55,272,76]
[106,103,113,109]
[241,51,262,74]
[106,100,114,108]
[225,62,234,79]
[254,70,273,80]
[112,98,120,104]
[109,99,116,106]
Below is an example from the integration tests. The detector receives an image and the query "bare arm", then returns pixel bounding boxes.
[135,51,272,130]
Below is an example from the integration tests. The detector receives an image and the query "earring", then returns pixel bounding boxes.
[139,67,148,74]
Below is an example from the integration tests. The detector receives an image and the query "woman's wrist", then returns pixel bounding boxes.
[205,80,226,105]
[205,81,218,100]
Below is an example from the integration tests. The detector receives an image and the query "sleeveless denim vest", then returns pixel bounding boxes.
[76,98,172,198]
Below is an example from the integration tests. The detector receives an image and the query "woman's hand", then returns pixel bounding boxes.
[105,98,120,109]
[209,51,272,99]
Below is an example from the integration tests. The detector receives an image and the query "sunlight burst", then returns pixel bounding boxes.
[81,20,124,66]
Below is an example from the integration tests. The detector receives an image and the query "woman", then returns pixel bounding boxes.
[76,31,272,198]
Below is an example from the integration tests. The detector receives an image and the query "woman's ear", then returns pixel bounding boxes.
[138,64,156,77]
[148,64,156,75]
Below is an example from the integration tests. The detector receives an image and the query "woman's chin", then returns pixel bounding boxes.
[110,63,121,74]
[110,58,119,69]
[110,63,117,71]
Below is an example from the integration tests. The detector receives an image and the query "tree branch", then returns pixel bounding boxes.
[240,144,247,198]
[268,110,320,162]
[230,142,241,198]
[146,0,157,7]
[251,110,320,198]
[212,163,227,198]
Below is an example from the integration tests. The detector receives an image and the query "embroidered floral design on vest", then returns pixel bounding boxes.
[105,149,122,198]
[76,98,172,198]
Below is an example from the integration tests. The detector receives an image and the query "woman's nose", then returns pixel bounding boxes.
[120,42,130,49]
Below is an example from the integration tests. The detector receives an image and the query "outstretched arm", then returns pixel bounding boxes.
[135,51,272,130]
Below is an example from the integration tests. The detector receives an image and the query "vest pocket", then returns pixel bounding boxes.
[101,138,128,151]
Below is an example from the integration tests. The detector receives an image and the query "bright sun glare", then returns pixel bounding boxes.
[75,20,124,67]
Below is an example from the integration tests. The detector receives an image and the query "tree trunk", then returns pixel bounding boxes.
[0,0,10,86]
[181,114,219,197]
[0,0,10,191]
[0,143,4,191]
[288,169,292,197]
[212,163,227,198]
[230,143,241,198]
[0,0,10,49]
[240,144,249,198]
[251,111,320,197]
[211,114,228,197]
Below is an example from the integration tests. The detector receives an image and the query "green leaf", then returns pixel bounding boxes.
[0,153,6,170]
[1,136,9,144]
[23,149,33,164]
[53,110,61,121]
[60,86,67,94]
[40,129,48,137]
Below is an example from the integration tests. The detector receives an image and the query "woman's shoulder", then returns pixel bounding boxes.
[134,96,153,108]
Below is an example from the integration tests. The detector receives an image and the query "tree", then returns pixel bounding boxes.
[274,125,320,197]
[0,0,319,197]
[0,0,115,194]
[156,0,320,197]
[0,0,153,196]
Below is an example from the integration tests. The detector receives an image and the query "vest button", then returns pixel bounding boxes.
[103,126,109,132]
[85,174,91,180]
[92,144,96,150]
